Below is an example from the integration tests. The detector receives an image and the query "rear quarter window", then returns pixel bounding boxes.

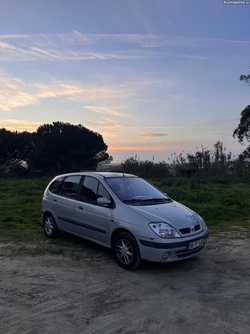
[49,177,63,194]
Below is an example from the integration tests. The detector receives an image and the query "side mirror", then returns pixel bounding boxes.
[97,197,111,207]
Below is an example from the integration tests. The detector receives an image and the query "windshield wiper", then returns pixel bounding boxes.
[123,197,172,204]
[141,197,172,202]
[123,199,143,204]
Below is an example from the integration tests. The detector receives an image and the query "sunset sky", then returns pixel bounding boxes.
[0,0,249,162]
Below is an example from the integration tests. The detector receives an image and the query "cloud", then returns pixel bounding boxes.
[1,32,249,48]
[0,119,118,135]
[176,54,209,60]
[0,32,224,62]
[0,119,41,132]
[0,43,152,62]
[87,118,121,127]
[101,130,118,138]
[140,133,168,138]
[84,106,127,117]
[0,70,125,111]
[0,69,177,112]
[0,75,38,110]
[109,144,182,151]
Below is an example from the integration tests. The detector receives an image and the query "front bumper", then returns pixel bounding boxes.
[138,230,209,263]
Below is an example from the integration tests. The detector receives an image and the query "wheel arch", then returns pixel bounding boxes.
[43,211,56,220]
[111,228,135,250]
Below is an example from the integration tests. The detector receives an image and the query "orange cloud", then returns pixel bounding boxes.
[0,119,41,132]
[87,118,121,128]
[84,106,127,117]
[109,145,182,151]
[0,71,121,111]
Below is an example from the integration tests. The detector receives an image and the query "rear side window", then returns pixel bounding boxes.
[49,177,63,194]
[58,175,82,199]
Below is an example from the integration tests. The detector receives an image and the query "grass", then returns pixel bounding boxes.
[0,177,249,244]
[0,178,49,241]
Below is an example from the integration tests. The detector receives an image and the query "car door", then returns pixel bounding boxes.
[75,176,113,244]
[52,175,82,233]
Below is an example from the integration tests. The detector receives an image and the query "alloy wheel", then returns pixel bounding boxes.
[44,216,54,236]
[116,238,134,265]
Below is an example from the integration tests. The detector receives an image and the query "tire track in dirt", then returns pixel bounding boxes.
[0,281,107,331]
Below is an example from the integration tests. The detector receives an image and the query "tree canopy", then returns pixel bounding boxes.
[240,74,250,86]
[0,122,112,176]
[232,71,250,159]
[233,105,250,144]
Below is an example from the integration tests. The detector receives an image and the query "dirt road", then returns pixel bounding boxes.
[0,230,250,334]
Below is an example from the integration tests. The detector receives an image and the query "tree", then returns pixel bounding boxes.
[240,74,250,86]
[0,129,38,178]
[26,122,111,175]
[233,71,250,143]
[0,129,24,177]
[233,105,250,144]
[233,71,250,162]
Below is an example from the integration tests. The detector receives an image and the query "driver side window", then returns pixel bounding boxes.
[97,183,111,201]
[80,176,112,205]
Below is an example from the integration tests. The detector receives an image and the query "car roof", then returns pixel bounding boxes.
[54,171,138,179]
[94,172,137,178]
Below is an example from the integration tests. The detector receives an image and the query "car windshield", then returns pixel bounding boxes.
[105,177,172,205]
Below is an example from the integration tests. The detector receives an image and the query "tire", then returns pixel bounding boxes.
[43,213,58,238]
[114,232,142,270]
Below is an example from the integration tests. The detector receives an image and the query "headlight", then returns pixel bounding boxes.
[149,222,181,239]
[198,215,207,231]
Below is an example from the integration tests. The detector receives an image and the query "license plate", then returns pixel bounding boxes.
[188,239,204,250]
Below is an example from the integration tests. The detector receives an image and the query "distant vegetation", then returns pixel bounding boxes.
[116,141,250,181]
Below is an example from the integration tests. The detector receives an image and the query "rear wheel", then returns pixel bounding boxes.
[114,232,142,270]
[43,213,58,238]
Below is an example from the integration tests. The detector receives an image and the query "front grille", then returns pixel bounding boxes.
[176,245,205,258]
[179,227,190,234]
[179,224,200,234]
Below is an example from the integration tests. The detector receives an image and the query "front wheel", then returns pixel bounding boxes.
[43,214,58,238]
[114,232,142,270]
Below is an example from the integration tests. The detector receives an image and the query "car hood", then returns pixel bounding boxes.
[129,201,200,229]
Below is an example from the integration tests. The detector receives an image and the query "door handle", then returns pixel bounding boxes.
[78,206,83,210]
[53,199,57,203]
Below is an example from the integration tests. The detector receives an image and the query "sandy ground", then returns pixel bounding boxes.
[0,230,250,334]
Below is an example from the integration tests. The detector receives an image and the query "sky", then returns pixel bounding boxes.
[0,0,249,162]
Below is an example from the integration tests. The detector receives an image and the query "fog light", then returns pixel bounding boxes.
[162,252,170,260]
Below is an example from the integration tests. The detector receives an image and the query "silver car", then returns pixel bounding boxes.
[41,172,209,270]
